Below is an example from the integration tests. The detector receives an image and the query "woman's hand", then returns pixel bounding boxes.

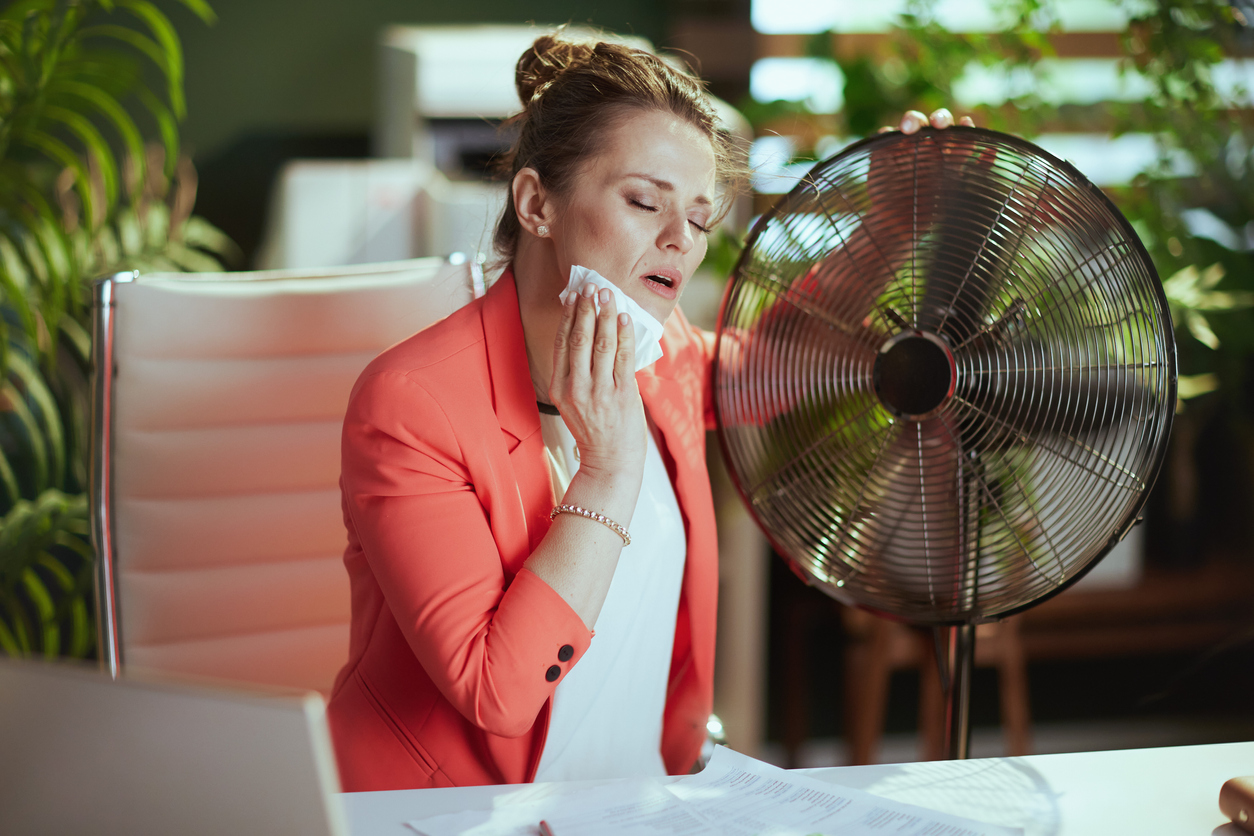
[527,281,648,629]
[881,108,975,134]
[549,281,647,485]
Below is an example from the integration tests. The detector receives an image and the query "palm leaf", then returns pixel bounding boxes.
[0,489,90,656]
[0,2,59,25]
[0,235,39,339]
[0,447,20,506]
[20,566,58,657]
[163,239,222,271]
[0,606,22,655]
[58,315,90,363]
[67,594,90,656]
[38,544,88,656]
[181,214,235,255]
[0,593,32,654]
[174,0,216,24]
[0,378,49,494]
[47,78,145,194]
[76,24,169,78]
[7,351,66,485]
[116,0,185,118]
[22,128,97,232]
[137,87,178,174]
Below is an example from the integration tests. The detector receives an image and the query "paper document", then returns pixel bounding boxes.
[667,746,1022,836]
[405,780,693,836]
[407,746,1023,836]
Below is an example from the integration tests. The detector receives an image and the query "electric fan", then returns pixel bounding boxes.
[714,127,1176,758]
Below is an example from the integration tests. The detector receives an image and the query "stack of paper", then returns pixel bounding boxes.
[406,747,1023,836]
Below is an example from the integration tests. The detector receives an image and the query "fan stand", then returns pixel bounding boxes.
[935,623,977,759]
[937,461,983,760]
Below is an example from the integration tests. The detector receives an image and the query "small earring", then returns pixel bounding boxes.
[537,224,549,237]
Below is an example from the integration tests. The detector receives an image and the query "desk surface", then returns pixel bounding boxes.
[342,741,1254,835]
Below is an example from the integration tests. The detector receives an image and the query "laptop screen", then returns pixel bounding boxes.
[0,659,348,836]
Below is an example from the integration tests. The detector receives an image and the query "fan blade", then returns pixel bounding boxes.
[717,269,883,431]
[845,417,972,615]
[801,135,942,331]
[915,142,1027,342]
[954,338,1155,443]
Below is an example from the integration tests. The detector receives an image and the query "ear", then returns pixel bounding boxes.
[512,167,556,237]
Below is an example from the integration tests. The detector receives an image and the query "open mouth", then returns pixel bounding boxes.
[644,274,675,289]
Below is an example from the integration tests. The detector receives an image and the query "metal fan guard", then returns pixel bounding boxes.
[714,127,1176,625]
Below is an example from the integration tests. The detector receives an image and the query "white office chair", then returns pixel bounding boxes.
[90,255,485,694]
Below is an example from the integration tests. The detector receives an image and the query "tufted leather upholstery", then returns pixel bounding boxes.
[95,257,481,694]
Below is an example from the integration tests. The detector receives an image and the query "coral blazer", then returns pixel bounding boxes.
[327,269,719,791]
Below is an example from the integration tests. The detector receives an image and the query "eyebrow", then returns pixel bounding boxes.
[625,173,713,207]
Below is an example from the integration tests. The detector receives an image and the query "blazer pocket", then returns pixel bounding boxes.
[354,669,441,778]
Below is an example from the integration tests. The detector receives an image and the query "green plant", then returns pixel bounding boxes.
[745,1,1254,397]
[835,0,1061,138]
[0,0,232,658]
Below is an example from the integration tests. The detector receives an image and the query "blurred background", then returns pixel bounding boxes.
[3,0,1254,769]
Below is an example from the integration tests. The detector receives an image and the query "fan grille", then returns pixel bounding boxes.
[714,127,1175,624]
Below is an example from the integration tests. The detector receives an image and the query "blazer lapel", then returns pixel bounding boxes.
[483,270,540,449]
[481,271,552,558]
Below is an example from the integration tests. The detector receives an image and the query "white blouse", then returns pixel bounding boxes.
[532,411,687,783]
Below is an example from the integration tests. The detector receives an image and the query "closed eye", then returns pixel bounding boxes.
[632,196,709,234]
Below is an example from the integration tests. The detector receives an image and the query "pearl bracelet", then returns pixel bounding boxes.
[549,504,631,546]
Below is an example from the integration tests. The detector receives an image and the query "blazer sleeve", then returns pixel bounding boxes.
[340,369,593,739]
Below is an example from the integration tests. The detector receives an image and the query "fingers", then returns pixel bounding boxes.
[554,281,634,403]
[590,288,620,390]
[899,110,927,134]
[613,311,636,387]
[558,282,598,393]
[886,109,974,135]
[929,108,954,129]
[552,283,579,389]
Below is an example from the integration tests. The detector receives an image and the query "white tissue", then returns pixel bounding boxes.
[558,265,665,371]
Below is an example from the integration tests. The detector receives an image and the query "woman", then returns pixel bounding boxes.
[327,33,967,791]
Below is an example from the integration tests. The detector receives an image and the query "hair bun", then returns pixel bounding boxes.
[515,34,593,106]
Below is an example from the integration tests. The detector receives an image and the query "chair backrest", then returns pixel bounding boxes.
[91,256,484,694]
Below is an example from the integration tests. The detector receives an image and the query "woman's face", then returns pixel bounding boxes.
[549,108,718,324]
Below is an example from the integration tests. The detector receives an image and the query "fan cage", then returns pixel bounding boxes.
[714,127,1176,625]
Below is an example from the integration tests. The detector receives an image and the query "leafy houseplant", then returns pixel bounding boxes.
[0,0,233,657]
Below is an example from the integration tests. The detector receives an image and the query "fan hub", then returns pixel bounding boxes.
[873,330,956,420]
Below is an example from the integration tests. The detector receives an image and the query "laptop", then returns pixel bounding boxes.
[0,658,350,836]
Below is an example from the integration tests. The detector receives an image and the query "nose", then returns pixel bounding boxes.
[659,209,695,256]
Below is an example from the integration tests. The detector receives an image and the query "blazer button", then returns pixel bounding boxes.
[558,644,574,662]
[545,665,561,682]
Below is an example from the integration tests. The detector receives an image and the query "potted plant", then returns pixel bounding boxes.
[0,0,233,657]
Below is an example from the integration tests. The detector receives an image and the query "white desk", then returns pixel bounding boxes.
[342,741,1254,835]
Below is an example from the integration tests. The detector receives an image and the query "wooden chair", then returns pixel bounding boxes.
[779,583,1032,765]
[90,256,484,694]
[842,610,1031,763]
